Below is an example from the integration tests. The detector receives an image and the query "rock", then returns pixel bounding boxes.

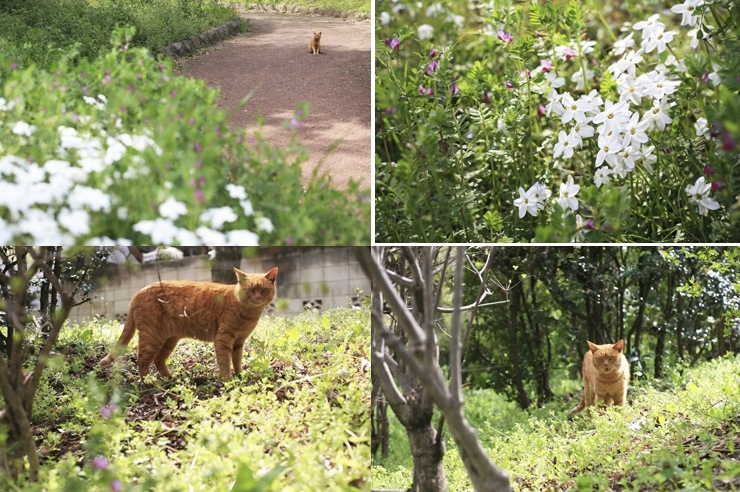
[182,39,194,54]
[279,4,287,13]
[267,4,276,11]
[206,29,217,44]
[172,41,183,57]
[191,35,201,49]
[199,32,210,46]
[163,45,174,58]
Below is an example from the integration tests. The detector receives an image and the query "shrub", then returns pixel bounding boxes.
[375,0,740,242]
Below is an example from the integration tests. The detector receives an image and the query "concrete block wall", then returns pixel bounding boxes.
[68,247,369,323]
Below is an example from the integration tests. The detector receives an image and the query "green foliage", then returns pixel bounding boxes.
[0,0,239,67]
[373,355,740,491]
[375,0,740,242]
[238,0,370,14]
[0,27,369,244]
[1,307,370,491]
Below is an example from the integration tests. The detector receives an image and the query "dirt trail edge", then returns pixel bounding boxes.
[180,11,371,189]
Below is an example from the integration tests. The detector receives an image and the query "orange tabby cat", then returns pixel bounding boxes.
[308,31,322,55]
[99,267,277,380]
[570,339,630,414]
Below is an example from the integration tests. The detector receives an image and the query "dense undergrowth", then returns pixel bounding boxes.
[373,355,740,491]
[241,0,370,14]
[1,307,371,491]
[0,0,241,67]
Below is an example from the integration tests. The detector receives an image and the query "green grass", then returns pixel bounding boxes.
[237,0,370,14]
[0,0,240,66]
[373,357,740,491]
[2,307,370,491]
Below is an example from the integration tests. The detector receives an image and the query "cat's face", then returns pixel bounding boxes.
[588,340,624,374]
[313,31,322,41]
[234,267,277,306]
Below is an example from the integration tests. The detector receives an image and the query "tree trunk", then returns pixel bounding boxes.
[407,419,446,492]
[210,247,243,284]
[654,324,666,379]
[508,277,530,410]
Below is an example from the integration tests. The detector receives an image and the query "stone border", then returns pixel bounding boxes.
[247,4,369,20]
[161,18,242,58]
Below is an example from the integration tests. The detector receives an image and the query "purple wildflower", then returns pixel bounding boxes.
[540,60,552,72]
[418,85,433,96]
[426,60,440,74]
[193,142,202,152]
[127,84,135,94]
[429,49,437,59]
[285,237,294,246]
[195,189,204,203]
[110,479,123,492]
[700,71,709,83]
[100,403,117,418]
[564,48,575,60]
[290,117,303,128]
[170,90,177,98]
[722,132,738,151]
[711,180,723,191]
[703,164,715,176]
[91,456,109,471]
[497,31,513,43]
[450,83,459,95]
[505,81,513,89]
[483,92,492,104]
[390,37,400,50]
[382,107,397,115]
[538,105,546,117]
[11,63,18,70]
[585,219,596,230]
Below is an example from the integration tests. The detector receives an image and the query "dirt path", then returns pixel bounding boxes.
[179,11,371,189]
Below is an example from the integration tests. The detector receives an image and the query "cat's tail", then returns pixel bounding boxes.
[569,390,587,414]
[99,314,136,367]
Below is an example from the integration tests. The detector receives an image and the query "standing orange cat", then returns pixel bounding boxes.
[99,267,277,380]
[570,339,630,414]
[308,31,322,55]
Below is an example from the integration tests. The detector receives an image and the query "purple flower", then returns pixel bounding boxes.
[535,31,546,38]
[285,237,294,246]
[194,189,204,203]
[564,48,575,60]
[700,71,709,83]
[198,176,206,185]
[188,118,195,125]
[91,456,109,471]
[429,49,437,59]
[711,180,723,191]
[390,37,400,50]
[540,60,552,72]
[483,92,492,104]
[382,106,397,115]
[82,85,88,93]
[585,219,596,230]
[11,62,18,70]
[290,117,303,128]
[193,142,202,153]
[538,105,546,117]
[418,85,433,96]
[110,479,123,492]
[505,81,513,89]
[426,60,440,74]
[722,132,738,151]
[100,403,117,419]
[170,90,177,98]
[450,83,459,95]
[703,164,715,176]
[127,84,135,94]
[497,31,513,43]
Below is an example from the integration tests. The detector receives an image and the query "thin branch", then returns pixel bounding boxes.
[449,246,466,405]
[437,300,509,312]
[385,270,415,289]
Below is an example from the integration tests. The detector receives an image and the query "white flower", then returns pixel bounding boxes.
[69,186,111,212]
[553,129,579,159]
[685,176,720,215]
[617,74,645,106]
[642,27,677,54]
[695,117,709,138]
[255,216,274,233]
[560,93,594,125]
[596,132,623,168]
[671,0,703,26]
[0,97,16,111]
[226,183,248,200]
[240,199,255,216]
[643,71,680,100]
[426,3,444,16]
[633,14,665,36]
[58,208,91,236]
[642,98,674,131]
[594,167,612,188]
[12,121,36,137]
[612,32,635,56]
[196,226,227,245]
[105,136,127,164]
[226,230,260,246]
[616,146,641,173]
[572,122,595,144]
[513,186,538,218]
[640,145,657,173]
[531,182,552,207]
[622,112,650,149]
[200,207,238,229]
[609,49,643,77]
[557,175,580,212]
[159,196,187,220]
[418,24,434,40]
[571,66,595,91]
[133,218,182,244]
[592,100,631,135]
[379,11,391,25]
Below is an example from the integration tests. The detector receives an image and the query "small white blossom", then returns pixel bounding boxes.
[685,176,720,215]
[12,121,36,137]
[255,216,274,233]
[418,24,434,40]
[513,186,538,218]
[200,207,238,229]
[594,167,612,188]
[159,196,187,220]
[557,175,580,212]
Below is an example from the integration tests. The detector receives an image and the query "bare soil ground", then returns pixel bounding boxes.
[178,11,371,189]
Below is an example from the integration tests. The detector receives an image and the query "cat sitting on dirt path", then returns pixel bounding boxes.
[309,31,322,55]
[99,267,278,381]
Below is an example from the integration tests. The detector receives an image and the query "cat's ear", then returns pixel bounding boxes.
[265,267,278,284]
[233,267,248,283]
[587,341,598,353]
[612,339,624,352]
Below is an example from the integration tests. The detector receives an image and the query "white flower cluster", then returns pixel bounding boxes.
[514,1,721,221]
[1,94,272,244]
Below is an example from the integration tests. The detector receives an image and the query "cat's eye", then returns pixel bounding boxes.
[248,288,254,293]
[261,288,268,293]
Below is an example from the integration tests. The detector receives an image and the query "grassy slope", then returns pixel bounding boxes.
[373,356,740,491]
[233,0,370,14]
[5,307,370,491]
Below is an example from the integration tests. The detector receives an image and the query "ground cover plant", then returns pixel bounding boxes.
[372,354,740,491]
[240,0,370,15]
[0,0,241,66]
[0,26,370,245]
[375,0,740,242]
[1,307,371,491]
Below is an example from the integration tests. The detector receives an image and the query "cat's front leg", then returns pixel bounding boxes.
[214,334,236,380]
[231,336,247,375]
